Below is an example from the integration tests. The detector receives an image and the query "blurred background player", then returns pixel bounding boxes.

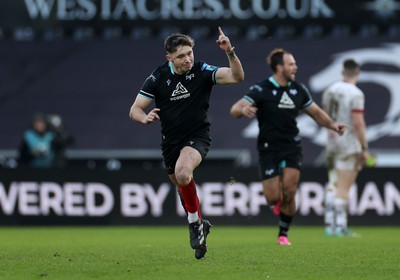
[322,59,369,237]
[230,48,345,245]
[129,27,244,258]
[18,113,55,168]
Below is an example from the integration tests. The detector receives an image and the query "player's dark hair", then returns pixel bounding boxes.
[164,33,195,54]
[32,112,47,123]
[343,59,360,76]
[267,48,290,73]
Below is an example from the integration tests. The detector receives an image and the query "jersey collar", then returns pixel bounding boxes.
[168,61,192,76]
[269,76,292,88]
[168,61,175,75]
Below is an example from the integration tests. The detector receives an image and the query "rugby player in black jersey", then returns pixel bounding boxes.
[129,27,244,259]
[230,48,345,245]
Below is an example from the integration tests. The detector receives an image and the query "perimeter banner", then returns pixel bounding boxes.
[0,0,397,33]
[0,166,399,226]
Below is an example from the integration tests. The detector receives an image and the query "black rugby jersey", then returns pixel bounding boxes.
[139,61,218,145]
[244,76,313,151]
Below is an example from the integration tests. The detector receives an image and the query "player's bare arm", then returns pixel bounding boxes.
[215,27,245,85]
[230,99,258,119]
[304,103,346,135]
[129,95,160,124]
[352,111,369,164]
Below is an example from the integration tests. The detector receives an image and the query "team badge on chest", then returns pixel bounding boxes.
[278,92,295,109]
[170,82,190,101]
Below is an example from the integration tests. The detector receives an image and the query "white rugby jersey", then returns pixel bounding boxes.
[322,80,365,155]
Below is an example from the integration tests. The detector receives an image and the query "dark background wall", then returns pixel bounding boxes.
[1,38,399,165]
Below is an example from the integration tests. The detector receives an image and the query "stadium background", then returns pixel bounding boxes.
[1,0,399,225]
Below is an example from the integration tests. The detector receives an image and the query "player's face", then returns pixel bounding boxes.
[167,45,194,75]
[33,119,47,134]
[282,53,297,82]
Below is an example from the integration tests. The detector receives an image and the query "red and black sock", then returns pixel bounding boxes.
[178,178,202,219]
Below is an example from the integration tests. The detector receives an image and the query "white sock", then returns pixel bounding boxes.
[334,198,347,232]
[188,211,199,224]
[324,183,336,232]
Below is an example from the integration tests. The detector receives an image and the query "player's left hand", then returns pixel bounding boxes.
[216,27,234,52]
[361,149,371,166]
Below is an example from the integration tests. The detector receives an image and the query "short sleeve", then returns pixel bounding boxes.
[138,71,159,101]
[299,83,314,109]
[200,62,219,85]
[243,84,263,105]
[351,93,365,111]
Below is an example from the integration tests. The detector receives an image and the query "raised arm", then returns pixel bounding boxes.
[304,103,346,135]
[215,27,245,85]
[129,95,160,125]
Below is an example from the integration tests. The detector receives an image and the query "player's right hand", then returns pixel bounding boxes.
[145,108,160,124]
[241,104,257,118]
[333,123,346,136]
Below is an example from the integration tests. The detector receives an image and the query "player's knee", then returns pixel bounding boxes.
[282,187,296,201]
[175,167,192,186]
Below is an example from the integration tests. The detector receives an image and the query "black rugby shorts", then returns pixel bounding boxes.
[258,146,303,180]
[162,134,211,175]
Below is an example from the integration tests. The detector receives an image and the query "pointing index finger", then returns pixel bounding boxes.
[218,26,225,36]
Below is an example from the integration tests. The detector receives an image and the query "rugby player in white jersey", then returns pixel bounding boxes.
[322,59,369,237]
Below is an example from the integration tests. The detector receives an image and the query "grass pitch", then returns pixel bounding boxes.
[0,226,399,280]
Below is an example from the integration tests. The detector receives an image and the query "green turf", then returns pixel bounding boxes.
[0,226,399,279]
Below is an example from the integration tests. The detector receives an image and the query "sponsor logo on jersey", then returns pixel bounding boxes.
[170,82,190,101]
[278,92,295,109]
[265,169,275,176]
[186,73,195,80]
[167,79,171,86]
[202,63,218,71]
[289,89,298,95]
